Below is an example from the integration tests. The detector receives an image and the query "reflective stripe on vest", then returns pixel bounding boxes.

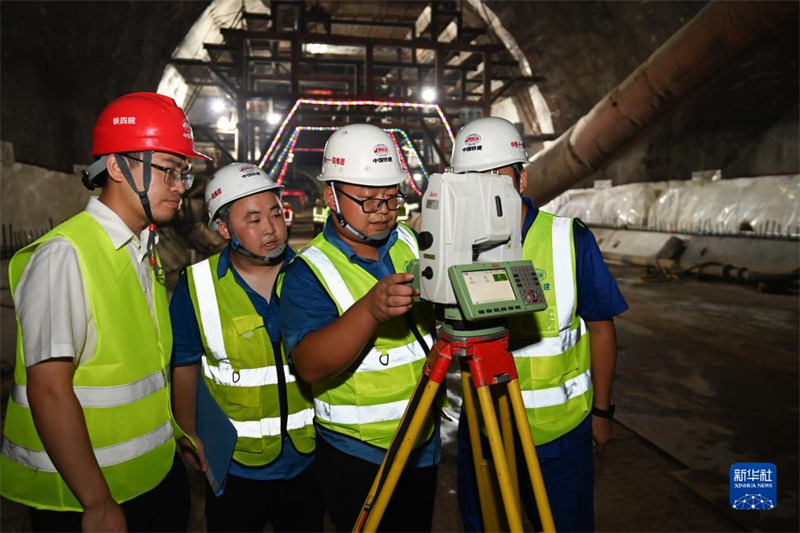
[1,213,175,511]
[395,225,419,259]
[193,259,287,386]
[299,231,430,375]
[512,320,587,358]
[520,368,592,409]
[187,253,315,466]
[551,217,577,331]
[299,224,419,315]
[357,333,433,372]
[2,420,173,473]
[201,357,297,387]
[232,408,315,439]
[296,225,436,448]
[10,369,166,408]
[300,247,355,311]
[515,215,586,368]
[192,258,230,362]
[509,211,594,446]
[313,398,410,426]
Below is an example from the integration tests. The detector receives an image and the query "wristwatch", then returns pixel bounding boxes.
[591,403,615,419]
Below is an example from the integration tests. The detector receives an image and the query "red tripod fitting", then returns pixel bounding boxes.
[424,332,518,388]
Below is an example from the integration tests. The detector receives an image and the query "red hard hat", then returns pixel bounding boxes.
[91,92,211,161]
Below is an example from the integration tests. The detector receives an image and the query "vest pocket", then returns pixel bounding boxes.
[230,315,270,369]
[526,347,582,425]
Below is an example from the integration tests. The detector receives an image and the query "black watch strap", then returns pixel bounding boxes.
[591,403,615,419]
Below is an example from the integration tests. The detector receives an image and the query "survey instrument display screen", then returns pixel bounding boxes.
[448,261,547,321]
[462,269,516,305]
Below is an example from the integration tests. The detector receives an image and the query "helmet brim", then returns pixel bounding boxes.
[207,184,284,228]
[317,174,407,187]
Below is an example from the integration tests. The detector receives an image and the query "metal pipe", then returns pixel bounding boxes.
[525,0,799,206]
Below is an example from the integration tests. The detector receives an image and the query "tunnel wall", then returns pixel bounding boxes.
[0,1,209,173]
[487,0,799,186]
[1,1,797,201]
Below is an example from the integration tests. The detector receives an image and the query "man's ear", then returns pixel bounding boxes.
[519,168,528,195]
[217,219,232,241]
[323,185,336,211]
[105,155,126,184]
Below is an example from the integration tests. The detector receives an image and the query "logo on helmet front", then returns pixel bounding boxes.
[240,166,261,177]
[372,143,393,164]
[209,188,222,203]
[462,133,483,152]
[112,116,137,125]
[510,141,523,149]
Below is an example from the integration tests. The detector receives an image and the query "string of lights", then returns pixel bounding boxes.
[258,98,455,169]
[386,130,424,196]
[269,125,430,194]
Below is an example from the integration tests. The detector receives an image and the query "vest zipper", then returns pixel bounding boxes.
[272,339,289,438]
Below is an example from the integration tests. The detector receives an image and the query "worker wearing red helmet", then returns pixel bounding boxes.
[0,92,210,532]
[282,200,295,238]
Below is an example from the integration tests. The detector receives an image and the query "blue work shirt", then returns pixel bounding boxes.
[522,197,628,321]
[279,222,441,467]
[170,244,313,481]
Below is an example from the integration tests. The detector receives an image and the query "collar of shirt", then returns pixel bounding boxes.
[322,216,398,264]
[216,243,297,280]
[521,196,540,242]
[85,196,156,263]
[216,243,295,341]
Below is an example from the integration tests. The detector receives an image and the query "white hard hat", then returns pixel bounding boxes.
[317,123,407,186]
[451,117,528,173]
[205,162,283,229]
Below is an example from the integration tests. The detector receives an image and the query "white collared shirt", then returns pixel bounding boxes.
[15,197,159,367]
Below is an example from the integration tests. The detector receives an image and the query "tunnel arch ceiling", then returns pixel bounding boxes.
[1,1,797,187]
[156,0,800,189]
[155,0,560,189]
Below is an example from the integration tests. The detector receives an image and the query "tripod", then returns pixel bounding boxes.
[353,312,556,533]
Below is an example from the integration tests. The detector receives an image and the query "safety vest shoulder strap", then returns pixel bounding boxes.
[300,246,354,313]
[394,223,419,259]
[299,226,418,313]
[525,211,579,330]
[188,256,229,362]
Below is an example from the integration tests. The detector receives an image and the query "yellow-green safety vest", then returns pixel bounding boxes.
[185,254,315,467]
[1,212,177,511]
[288,224,436,449]
[507,211,593,445]
[312,206,326,224]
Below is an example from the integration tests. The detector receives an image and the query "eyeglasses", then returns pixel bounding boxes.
[123,154,194,189]
[337,189,406,213]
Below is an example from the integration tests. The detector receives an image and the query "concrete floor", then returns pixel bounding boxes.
[1,222,797,531]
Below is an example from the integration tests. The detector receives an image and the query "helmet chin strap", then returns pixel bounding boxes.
[330,183,392,246]
[225,212,286,266]
[114,153,162,276]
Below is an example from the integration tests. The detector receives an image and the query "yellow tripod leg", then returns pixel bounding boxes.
[507,379,556,533]
[476,386,524,532]
[497,390,520,509]
[460,368,501,532]
[358,378,441,533]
